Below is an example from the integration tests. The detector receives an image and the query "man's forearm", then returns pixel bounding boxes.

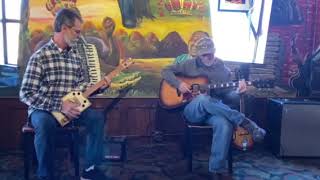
[20,91,62,112]
[161,68,181,88]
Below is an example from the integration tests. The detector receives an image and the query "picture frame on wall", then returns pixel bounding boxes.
[218,0,251,12]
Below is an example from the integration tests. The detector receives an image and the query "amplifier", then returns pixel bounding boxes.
[267,98,320,157]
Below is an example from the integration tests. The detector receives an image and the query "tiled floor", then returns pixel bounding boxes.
[1,138,320,180]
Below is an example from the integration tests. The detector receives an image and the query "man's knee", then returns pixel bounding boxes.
[85,109,105,127]
[193,94,212,104]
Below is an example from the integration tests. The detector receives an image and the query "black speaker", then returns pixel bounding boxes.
[267,98,320,157]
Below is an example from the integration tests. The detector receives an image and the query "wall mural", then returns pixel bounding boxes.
[17,0,211,98]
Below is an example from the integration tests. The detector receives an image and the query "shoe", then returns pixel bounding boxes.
[241,118,266,142]
[211,172,233,180]
[81,166,107,180]
[211,173,220,180]
[37,177,50,180]
[219,173,233,180]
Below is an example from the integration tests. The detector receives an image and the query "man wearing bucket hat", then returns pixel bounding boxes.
[161,37,265,179]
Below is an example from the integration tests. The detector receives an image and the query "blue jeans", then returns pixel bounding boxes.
[183,93,245,173]
[30,108,105,178]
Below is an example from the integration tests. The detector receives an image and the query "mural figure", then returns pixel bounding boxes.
[101,17,120,67]
[118,0,155,28]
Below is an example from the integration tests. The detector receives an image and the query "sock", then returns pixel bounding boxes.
[240,118,266,142]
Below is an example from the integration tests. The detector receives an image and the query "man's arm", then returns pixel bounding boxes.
[19,54,62,112]
[161,62,192,93]
[161,61,190,88]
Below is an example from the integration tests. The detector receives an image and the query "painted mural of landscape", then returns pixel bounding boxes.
[19,0,212,97]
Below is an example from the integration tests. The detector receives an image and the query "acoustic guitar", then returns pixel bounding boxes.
[52,59,134,127]
[159,76,274,109]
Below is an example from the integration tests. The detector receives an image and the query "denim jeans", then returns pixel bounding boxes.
[30,108,105,179]
[183,93,245,173]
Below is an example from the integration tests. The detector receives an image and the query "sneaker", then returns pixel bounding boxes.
[81,166,107,180]
[240,118,266,142]
[211,172,233,180]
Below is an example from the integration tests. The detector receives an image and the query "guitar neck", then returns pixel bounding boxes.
[83,66,125,98]
[207,81,252,90]
[83,80,107,98]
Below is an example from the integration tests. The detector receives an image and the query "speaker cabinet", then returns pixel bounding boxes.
[267,98,320,157]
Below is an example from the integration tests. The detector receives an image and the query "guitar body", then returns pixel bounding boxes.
[159,76,209,109]
[52,91,91,126]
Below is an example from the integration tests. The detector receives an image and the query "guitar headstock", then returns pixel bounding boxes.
[290,33,303,65]
[119,58,134,70]
[290,33,298,55]
[103,58,134,84]
[252,79,275,89]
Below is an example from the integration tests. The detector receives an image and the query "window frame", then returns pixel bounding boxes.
[1,0,22,65]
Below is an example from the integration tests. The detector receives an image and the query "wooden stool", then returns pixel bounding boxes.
[22,122,80,180]
[182,115,233,173]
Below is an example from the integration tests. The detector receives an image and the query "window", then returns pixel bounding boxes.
[0,0,22,65]
[210,0,273,64]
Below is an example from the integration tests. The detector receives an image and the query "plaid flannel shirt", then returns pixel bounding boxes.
[20,39,89,116]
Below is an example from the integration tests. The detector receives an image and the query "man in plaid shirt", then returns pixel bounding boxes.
[20,8,108,180]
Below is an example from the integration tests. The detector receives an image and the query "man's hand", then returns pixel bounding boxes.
[104,77,111,85]
[178,82,191,94]
[237,79,247,94]
[101,76,112,91]
[61,100,81,119]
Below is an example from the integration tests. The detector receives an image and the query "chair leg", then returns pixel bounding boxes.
[228,144,233,174]
[23,133,33,180]
[72,131,80,179]
[187,127,193,172]
[121,139,127,162]
[183,126,188,158]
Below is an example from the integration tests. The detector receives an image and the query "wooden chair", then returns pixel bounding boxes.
[21,121,80,180]
[181,94,254,173]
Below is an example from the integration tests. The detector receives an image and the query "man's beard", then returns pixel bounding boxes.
[64,35,78,47]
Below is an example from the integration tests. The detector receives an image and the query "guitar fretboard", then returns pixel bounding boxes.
[207,81,252,89]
